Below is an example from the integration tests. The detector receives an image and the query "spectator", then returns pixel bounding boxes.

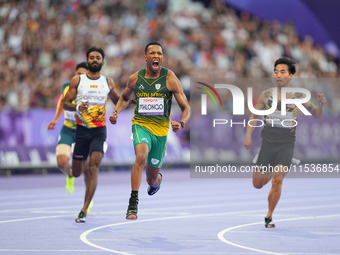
[0,0,338,112]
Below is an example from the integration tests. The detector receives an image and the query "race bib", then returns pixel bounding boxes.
[267,111,295,129]
[138,98,164,116]
[65,110,76,122]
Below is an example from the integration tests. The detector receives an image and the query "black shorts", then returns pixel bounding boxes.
[73,125,106,161]
[256,139,294,170]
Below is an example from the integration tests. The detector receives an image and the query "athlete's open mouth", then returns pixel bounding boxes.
[152,60,159,67]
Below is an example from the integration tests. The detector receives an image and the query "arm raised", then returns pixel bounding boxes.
[302,93,326,119]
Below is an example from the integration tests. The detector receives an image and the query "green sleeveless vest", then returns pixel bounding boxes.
[132,67,173,136]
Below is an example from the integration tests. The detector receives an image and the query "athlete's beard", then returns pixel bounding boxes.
[88,62,103,73]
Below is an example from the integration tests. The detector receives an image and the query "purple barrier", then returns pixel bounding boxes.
[0,109,186,168]
[1,109,338,168]
[295,116,340,161]
[190,113,340,164]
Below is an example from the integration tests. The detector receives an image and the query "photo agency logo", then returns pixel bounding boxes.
[196,82,223,113]
[196,82,312,128]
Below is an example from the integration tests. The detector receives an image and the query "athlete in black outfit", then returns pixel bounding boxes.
[244,57,326,228]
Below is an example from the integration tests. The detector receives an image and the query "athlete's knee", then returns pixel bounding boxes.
[253,181,264,189]
[57,160,69,171]
[252,171,271,189]
[271,177,283,187]
[135,152,147,167]
[72,160,83,177]
[72,170,81,178]
[87,164,99,177]
[253,177,270,189]
[57,155,70,171]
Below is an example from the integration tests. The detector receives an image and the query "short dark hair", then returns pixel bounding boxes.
[75,62,88,70]
[87,46,105,60]
[274,57,296,75]
[145,42,163,54]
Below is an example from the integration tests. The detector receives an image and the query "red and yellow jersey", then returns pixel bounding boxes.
[75,74,110,128]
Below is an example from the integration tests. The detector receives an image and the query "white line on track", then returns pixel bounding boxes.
[80,213,220,255]
[0,249,98,252]
[0,214,71,224]
[79,213,340,255]
[217,214,340,255]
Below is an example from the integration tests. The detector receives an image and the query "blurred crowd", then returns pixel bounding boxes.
[0,0,339,111]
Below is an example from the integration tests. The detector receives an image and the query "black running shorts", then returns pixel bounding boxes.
[256,139,294,170]
[73,125,106,161]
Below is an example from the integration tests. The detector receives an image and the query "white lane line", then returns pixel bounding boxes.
[81,212,340,255]
[2,201,340,216]
[80,214,214,255]
[0,210,232,225]
[0,199,261,214]
[0,195,340,214]
[0,207,245,225]
[0,249,98,252]
[3,203,340,224]
[0,214,70,224]
[217,214,340,255]
[0,251,243,254]
[310,232,340,235]
[218,221,284,255]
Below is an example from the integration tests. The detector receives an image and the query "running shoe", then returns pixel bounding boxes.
[147,173,162,196]
[87,200,93,214]
[126,196,139,220]
[65,176,74,194]
[75,211,86,223]
[265,217,275,228]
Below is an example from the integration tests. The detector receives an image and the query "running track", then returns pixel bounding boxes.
[0,169,340,255]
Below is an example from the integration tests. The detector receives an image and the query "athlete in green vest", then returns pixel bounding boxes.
[110,42,191,220]
[47,62,88,194]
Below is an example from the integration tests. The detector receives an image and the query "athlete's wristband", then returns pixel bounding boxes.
[76,104,81,113]
[179,121,185,128]
[113,110,118,114]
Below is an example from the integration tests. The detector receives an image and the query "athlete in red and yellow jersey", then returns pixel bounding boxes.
[64,47,120,223]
